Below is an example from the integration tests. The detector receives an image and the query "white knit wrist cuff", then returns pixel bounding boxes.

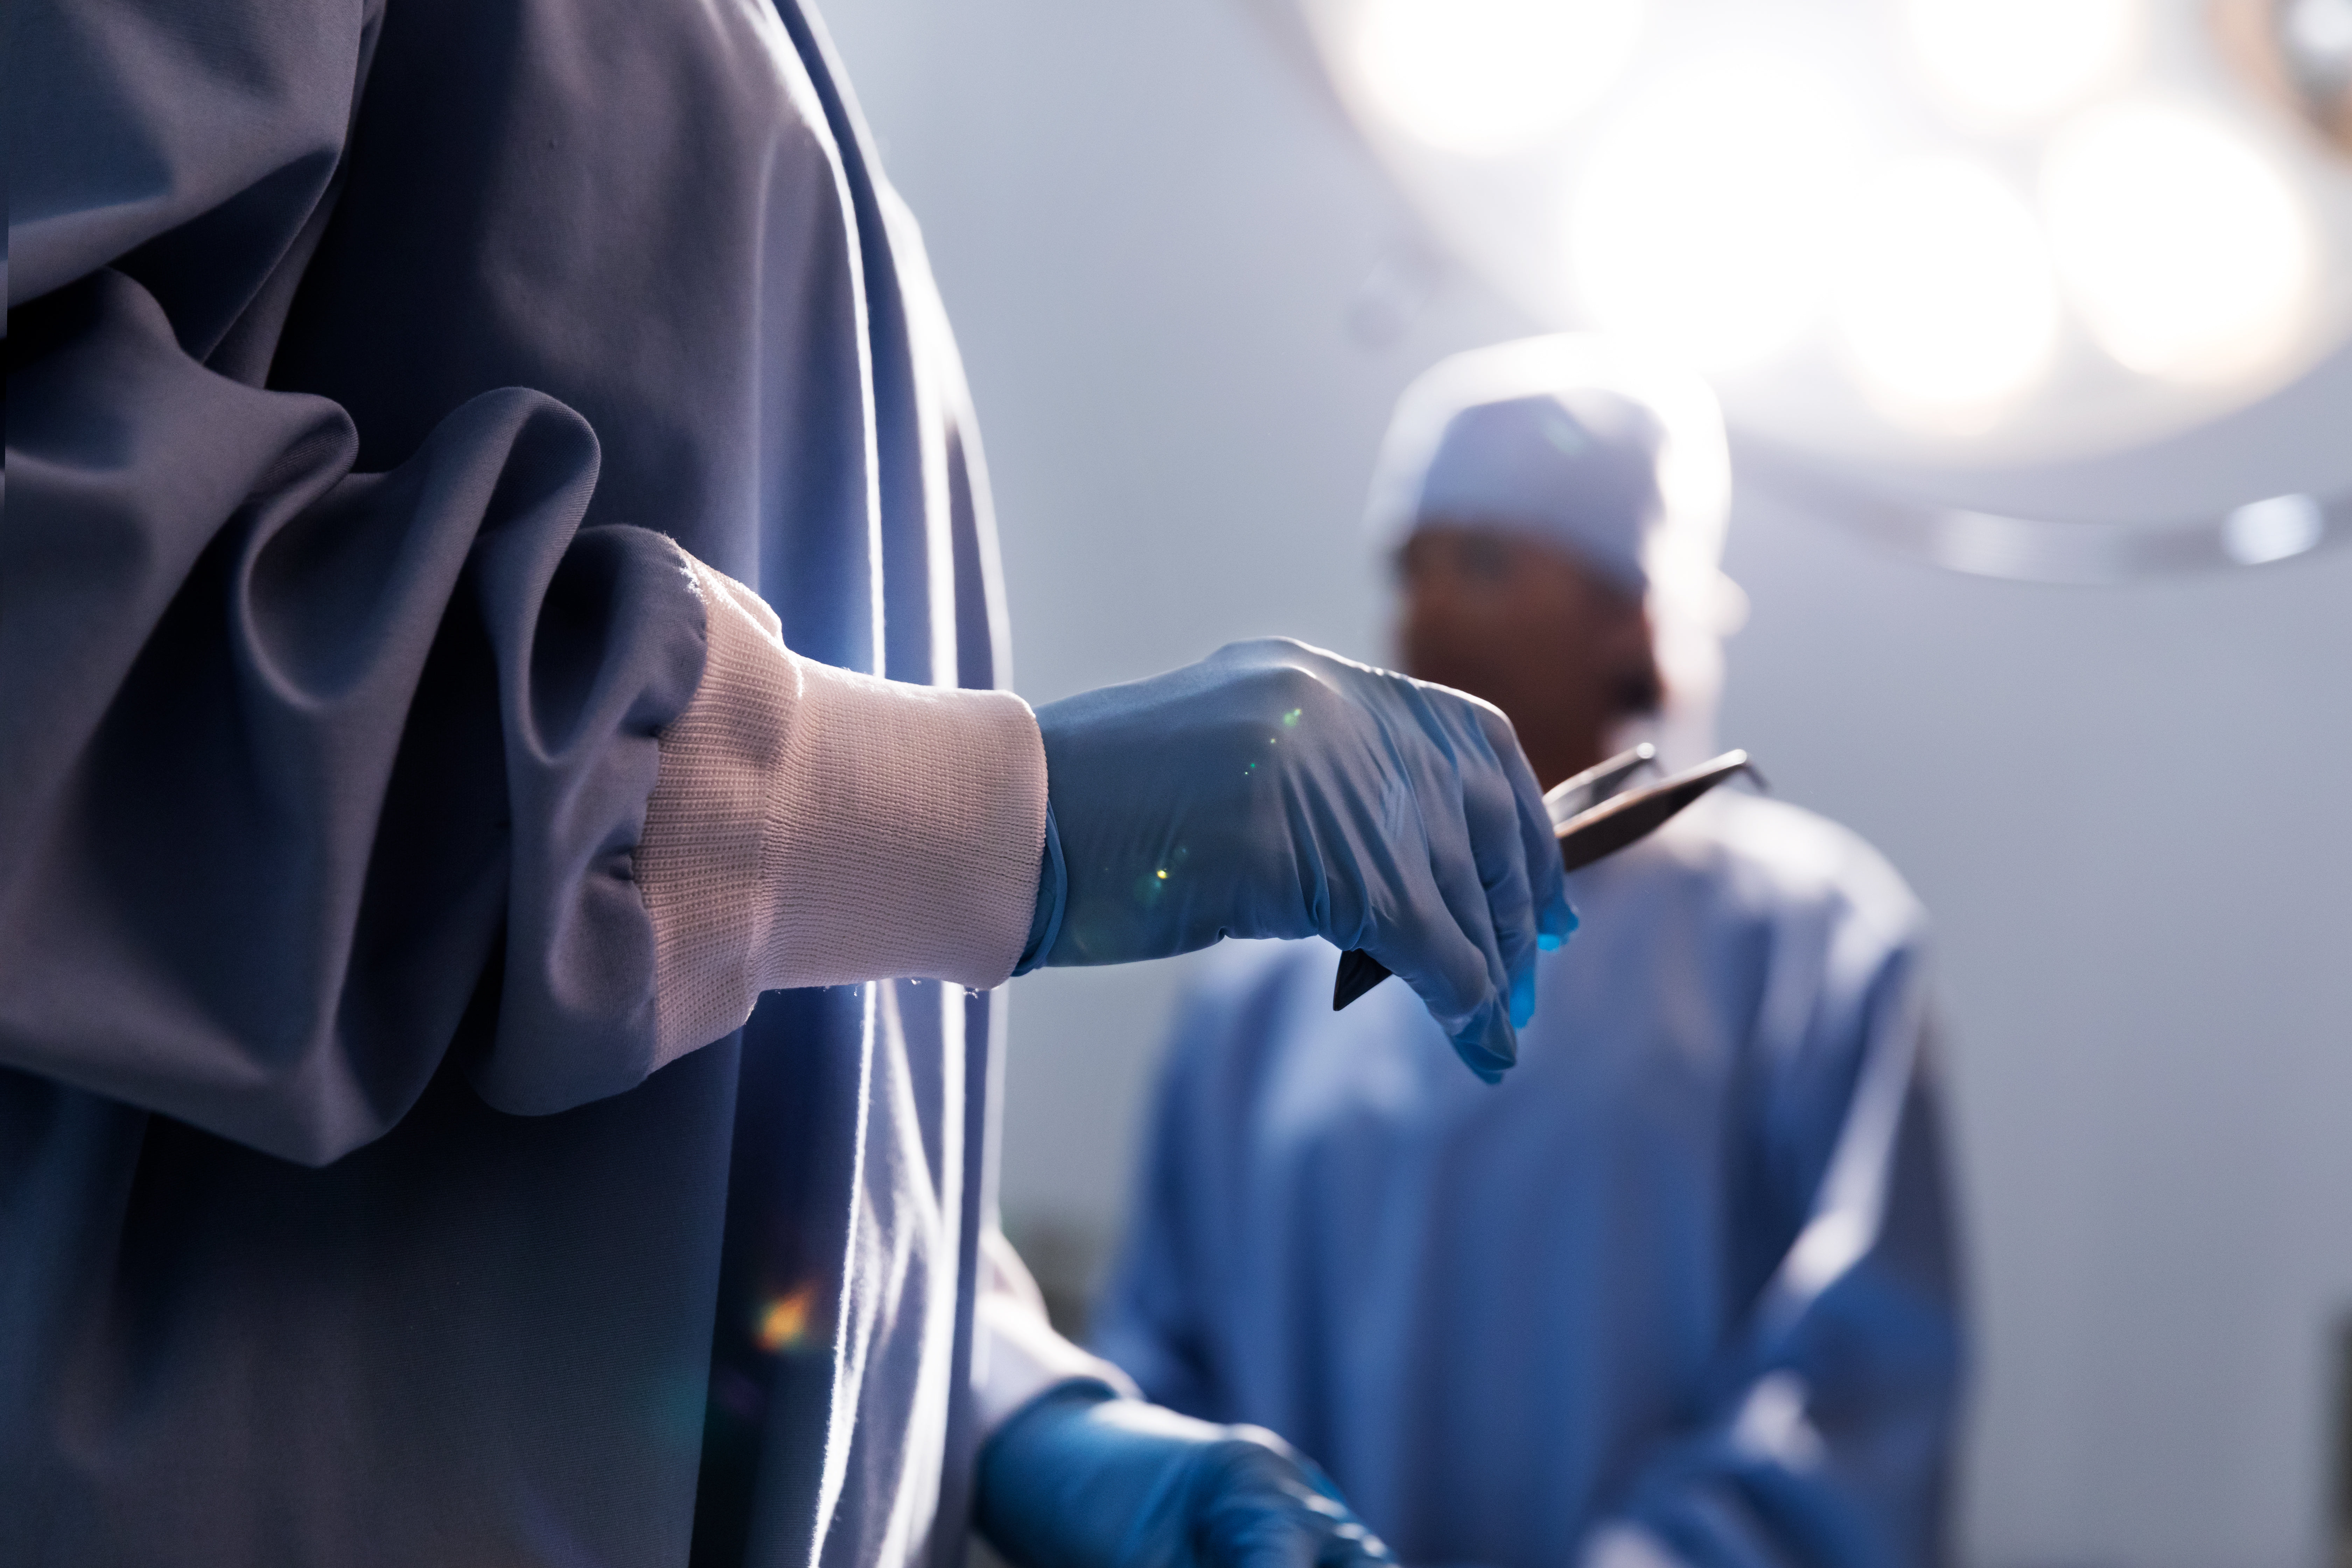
[636,552,1048,1063]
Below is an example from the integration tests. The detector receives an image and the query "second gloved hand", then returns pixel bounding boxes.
[975,1382,1393,1568]
[1027,638,1574,1078]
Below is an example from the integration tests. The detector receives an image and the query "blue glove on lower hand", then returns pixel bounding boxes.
[1028,638,1574,1077]
[975,1382,1394,1568]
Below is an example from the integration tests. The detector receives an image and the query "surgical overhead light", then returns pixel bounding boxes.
[1904,0,2140,128]
[2223,492,2328,563]
[2215,0,2352,152]
[1834,158,2059,426]
[1347,0,1645,155]
[1290,0,2352,578]
[2042,100,2315,383]
[1567,61,1862,373]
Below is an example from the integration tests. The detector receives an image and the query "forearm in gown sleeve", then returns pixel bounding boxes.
[2,280,1048,1163]
[2,265,713,1165]
[1,0,709,1165]
[0,0,1047,1163]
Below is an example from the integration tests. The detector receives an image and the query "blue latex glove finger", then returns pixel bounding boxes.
[1394,748,1518,1076]
[1350,702,1511,1064]
[1289,655,1523,1073]
[1190,1436,1393,1568]
[1427,700,1539,1029]
[1457,699,1581,962]
[1461,697,1574,1021]
[1032,638,1559,1080]
[1384,688,1571,1064]
[975,1382,1394,1568]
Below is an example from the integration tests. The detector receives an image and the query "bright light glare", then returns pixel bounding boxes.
[1906,0,2137,127]
[1350,0,1646,155]
[1835,159,2057,422]
[1568,62,1862,372]
[2223,493,2324,564]
[2042,103,2313,383]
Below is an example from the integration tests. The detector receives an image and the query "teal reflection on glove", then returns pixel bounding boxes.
[1029,638,1574,1078]
[975,1382,1394,1568]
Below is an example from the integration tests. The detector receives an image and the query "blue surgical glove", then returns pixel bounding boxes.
[1026,638,1574,1078]
[975,1382,1394,1568]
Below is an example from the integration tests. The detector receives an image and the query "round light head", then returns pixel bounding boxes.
[1567,59,1864,373]
[1834,157,2060,429]
[1345,0,1647,155]
[2041,99,2316,384]
[1904,0,2141,128]
[1302,0,2352,485]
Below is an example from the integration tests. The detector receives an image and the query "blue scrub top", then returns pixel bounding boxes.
[1092,793,1965,1568]
[4,2,1007,1564]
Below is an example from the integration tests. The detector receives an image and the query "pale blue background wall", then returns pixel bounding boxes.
[817,3,2352,1561]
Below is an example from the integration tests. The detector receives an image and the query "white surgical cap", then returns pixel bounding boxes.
[1368,335,1746,765]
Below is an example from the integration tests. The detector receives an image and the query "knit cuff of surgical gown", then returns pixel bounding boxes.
[634,550,1049,1063]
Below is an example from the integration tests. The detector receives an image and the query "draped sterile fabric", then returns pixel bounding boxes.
[2,0,1062,1563]
[1092,793,1965,1568]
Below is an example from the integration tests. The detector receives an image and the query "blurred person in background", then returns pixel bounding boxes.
[1091,338,1966,1568]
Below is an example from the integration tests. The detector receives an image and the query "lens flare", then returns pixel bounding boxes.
[1568,60,1864,372]
[755,1284,817,1354]
[1350,0,1646,155]
[1835,158,2058,424]
[2041,100,2314,383]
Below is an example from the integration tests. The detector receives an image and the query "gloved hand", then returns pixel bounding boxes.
[1026,638,1574,1078]
[975,1381,1394,1568]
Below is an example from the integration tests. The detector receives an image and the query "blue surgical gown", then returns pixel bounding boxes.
[4,2,1010,1564]
[1092,792,1964,1568]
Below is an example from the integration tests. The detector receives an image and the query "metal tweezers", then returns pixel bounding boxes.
[1331,743,1760,1010]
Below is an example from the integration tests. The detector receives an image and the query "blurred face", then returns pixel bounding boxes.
[1395,521,1661,793]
